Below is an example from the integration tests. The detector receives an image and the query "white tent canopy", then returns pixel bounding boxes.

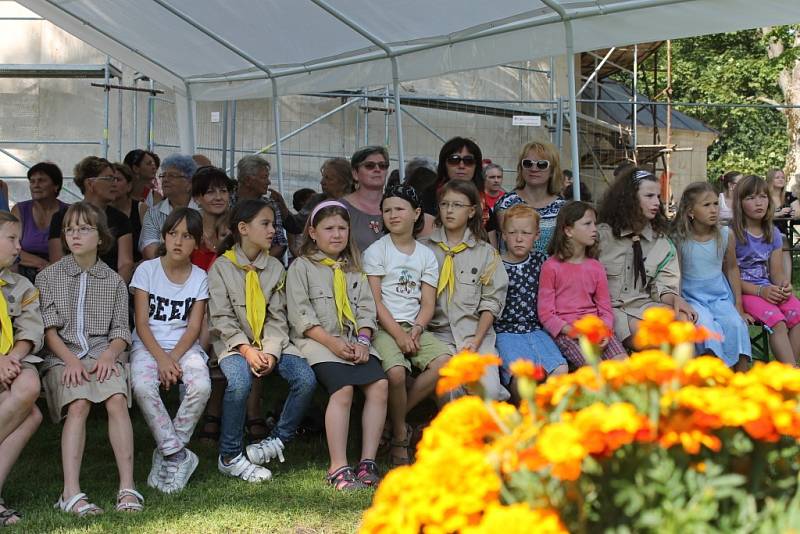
[15,0,800,190]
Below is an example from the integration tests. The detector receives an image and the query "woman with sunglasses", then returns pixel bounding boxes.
[340,146,391,253]
[123,149,162,208]
[419,138,484,217]
[495,141,566,254]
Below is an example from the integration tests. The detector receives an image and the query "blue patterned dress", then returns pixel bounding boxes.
[494,192,565,255]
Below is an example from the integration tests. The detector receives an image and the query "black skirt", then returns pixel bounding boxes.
[313,356,386,394]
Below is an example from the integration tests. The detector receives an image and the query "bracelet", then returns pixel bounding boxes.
[411,323,424,332]
[757,286,763,297]
[356,334,371,347]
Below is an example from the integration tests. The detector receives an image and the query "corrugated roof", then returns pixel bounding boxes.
[594,80,717,134]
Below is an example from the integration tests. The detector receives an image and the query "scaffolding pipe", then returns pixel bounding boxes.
[0,140,101,145]
[578,47,615,97]
[271,79,285,194]
[363,88,369,145]
[0,148,31,169]
[633,44,639,154]
[384,85,390,147]
[147,80,155,151]
[391,60,406,179]
[229,100,237,175]
[402,108,447,143]
[555,97,564,151]
[117,78,123,160]
[541,0,581,200]
[102,57,110,158]
[221,101,229,170]
[548,56,555,142]
[256,97,361,154]
[132,77,138,149]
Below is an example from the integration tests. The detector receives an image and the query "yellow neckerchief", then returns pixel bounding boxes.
[223,249,266,349]
[436,242,469,301]
[317,257,356,331]
[0,279,13,355]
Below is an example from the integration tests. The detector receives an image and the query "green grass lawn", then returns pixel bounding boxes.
[3,395,374,533]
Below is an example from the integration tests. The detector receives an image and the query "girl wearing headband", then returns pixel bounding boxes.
[207,199,316,483]
[363,186,451,466]
[287,200,387,490]
[597,167,696,348]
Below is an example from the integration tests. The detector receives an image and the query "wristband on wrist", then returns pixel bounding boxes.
[356,334,371,347]
[757,286,763,297]
[411,323,424,332]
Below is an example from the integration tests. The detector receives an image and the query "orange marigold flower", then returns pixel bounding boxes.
[570,315,611,345]
[668,321,721,345]
[509,359,545,381]
[680,356,734,386]
[436,352,502,396]
[659,412,722,454]
[633,307,675,348]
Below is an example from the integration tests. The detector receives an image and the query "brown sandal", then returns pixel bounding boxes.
[389,424,414,466]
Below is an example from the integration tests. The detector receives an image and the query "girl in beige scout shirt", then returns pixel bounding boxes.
[424,180,510,401]
[0,211,45,527]
[36,202,142,516]
[208,199,316,484]
[287,200,388,490]
[597,167,696,348]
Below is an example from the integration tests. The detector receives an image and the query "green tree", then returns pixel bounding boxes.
[636,29,799,181]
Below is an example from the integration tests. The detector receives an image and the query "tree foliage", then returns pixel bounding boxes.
[635,28,800,181]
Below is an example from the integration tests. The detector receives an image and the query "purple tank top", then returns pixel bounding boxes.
[18,199,66,259]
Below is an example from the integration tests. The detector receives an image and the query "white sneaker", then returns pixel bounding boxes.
[146,449,164,489]
[246,437,285,465]
[161,449,199,494]
[218,453,272,483]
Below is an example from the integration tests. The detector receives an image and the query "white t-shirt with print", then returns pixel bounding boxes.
[363,234,439,325]
[130,258,209,350]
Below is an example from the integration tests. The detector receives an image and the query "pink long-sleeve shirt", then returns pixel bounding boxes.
[537,257,615,337]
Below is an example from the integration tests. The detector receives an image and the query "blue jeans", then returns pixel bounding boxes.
[218,353,317,457]
[496,330,567,383]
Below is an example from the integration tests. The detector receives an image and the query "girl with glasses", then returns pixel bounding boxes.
[495,140,566,255]
[37,202,142,516]
[423,180,509,401]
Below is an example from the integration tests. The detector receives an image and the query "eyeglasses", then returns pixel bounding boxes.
[521,159,550,170]
[90,175,122,183]
[446,155,477,167]
[64,225,97,236]
[359,161,390,171]
[438,201,473,211]
[159,172,188,181]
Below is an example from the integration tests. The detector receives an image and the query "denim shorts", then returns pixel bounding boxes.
[496,329,567,382]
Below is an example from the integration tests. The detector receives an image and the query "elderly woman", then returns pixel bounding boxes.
[48,156,134,282]
[12,162,69,281]
[139,153,199,259]
[340,146,390,252]
[495,140,566,254]
[123,149,161,207]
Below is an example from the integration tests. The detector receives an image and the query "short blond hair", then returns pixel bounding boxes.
[515,140,563,195]
[501,204,540,232]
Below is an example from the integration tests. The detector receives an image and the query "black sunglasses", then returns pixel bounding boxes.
[446,154,477,166]
[360,161,390,171]
[521,159,550,170]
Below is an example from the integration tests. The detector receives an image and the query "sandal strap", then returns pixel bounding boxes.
[327,465,356,483]
[58,492,88,513]
[116,488,144,512]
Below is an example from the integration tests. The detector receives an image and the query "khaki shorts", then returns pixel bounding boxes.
[373,325,451,373]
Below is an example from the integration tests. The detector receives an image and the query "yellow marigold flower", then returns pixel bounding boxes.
[535,422,587,480]
[360,447,501,534]
[509,359,545,381]
[570,315,611,345]
[681,357,734,386]
[536,366,602,408]
[417,396,516,456]
[625,350,678,385]
[436,352,502,396]
[463,503,568,534]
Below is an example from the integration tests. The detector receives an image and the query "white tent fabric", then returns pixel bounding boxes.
[14,0,800,188]
[16,0,800,99]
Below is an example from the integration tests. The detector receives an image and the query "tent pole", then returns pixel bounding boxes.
[271,79,285,195]
[102,57,110,158]
[391,59,405,180]
[565,26,580,200]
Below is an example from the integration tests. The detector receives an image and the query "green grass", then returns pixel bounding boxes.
[3,395,373,533]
